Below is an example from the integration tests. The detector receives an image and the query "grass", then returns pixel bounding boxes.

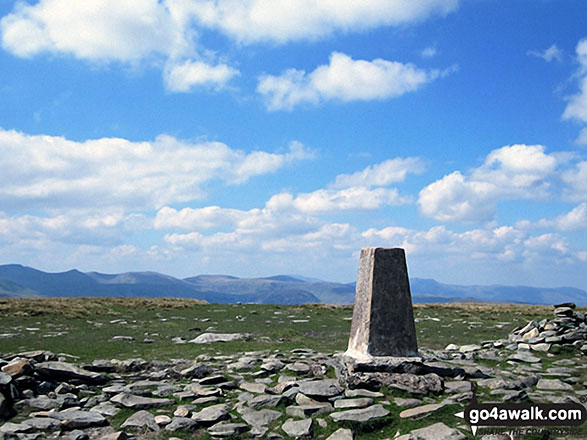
[0,298,565,363]
[1,298,585,439]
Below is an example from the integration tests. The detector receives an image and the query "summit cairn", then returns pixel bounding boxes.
[345,248,418,360]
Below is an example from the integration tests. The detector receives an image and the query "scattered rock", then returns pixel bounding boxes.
[188,333,248,344]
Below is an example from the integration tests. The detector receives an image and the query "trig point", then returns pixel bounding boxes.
[345,247,418,359]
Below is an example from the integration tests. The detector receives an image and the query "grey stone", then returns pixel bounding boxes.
[326,428,354,440]
[298,379,343,398]
[242,409,282,426]
[329,404,390,423]
[89,402,120,417]
[110,392,173,409]
[399,402,445,419]
[286,404,333,418]
[50,409,107,429]
[507,351,541,363]
[191,403,230,424]
[208,422,249,437]
[344,388,383,398]
[21,417,62,431]
[188,333,248,344]
[154,415,172,426]
[536,378,574,391]
[180,363,213,378]
[286,362,311,374]
[444,381,472,394]
[282,418,313,438]
[68,429,89,440]
[249,394,283,409]
[346,248,418,358]
[35,361,106,384]
[393,397,423,408]
[410,422,466,440]
[333,398,373,409]
[121,410,159,431]
[240,382,267,394]
[165,417,198,432]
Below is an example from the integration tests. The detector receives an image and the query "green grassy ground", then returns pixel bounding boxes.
[0,297,558,362]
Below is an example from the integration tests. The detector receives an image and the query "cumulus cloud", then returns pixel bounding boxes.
[563,39,587,124]
[332,157,426,188]
[562,161,587,202]
[266,187,409,214]
[257,52,443,110]
[164,59,240,91]
[1,0,458,93]
[182,0,459,44]
[0,0,178,61]
[0,129,313,211]
[418,144,559,223]
[528,44,563,63]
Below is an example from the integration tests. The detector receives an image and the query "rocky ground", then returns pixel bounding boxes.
[0,304,585,440]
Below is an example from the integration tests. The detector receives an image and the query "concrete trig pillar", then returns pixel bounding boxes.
[346,247,418,359]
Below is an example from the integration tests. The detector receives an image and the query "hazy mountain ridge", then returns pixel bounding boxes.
[0,264,585,305]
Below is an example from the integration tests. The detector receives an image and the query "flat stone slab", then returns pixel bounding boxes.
[241,409,282,427]
[110,393,173,409]
[207,422,249,438]
[191,404,230,424]
[121,410,159,431]
[188,333,248,344]
[329,404,390,423]
[298,379,343,398]
[399,402,445,419]
[409,422,466,440]
[35,362,106,384]
[333,398,373,409]
[282,418,313,438]
[326,428,354,440]
[536,378,574,391]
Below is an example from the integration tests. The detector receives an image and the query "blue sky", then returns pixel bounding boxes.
[1,0,586,290]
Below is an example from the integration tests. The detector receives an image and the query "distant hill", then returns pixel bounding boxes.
[0,264,585,305]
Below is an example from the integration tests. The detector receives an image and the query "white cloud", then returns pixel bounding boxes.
[553,203,587,231]
[528,44,562,63]
[257,52,442,110]
[576,127,587,146]
[0,129,313,211]
[266,187,409,214]
[562,161,587,202]
[332,157,426,188]
[418,144,559,222]
[421,47,437,58]
[0,0,178,62]
[164,60,239,92]
[183,0,459,44]
[563,39,587,123]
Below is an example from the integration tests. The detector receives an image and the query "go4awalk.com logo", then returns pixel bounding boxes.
[455,398,586,437]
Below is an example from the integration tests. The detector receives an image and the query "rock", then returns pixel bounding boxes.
[121,410,159,431]
[90,402,120,416]
[188,333,248,344]
[329,404,390,423]
[165,417,199,432]
[35,362,106,384]
[240,382,267,394]
[110,392,173,409]
[459,344,481,353]
[444,381,471,394]
[286,404,333,418]
[51,409,108,429]
[333,398,373,409]
[394,397,423,408]
[242,409,282,427]
[249,394,283,410]
[298,379,343,398]
[155,415,172,426]
[536,378,574,391]
[409,422,466,440]
[286,362,312,374]
[327,428,354,440]
[445,344,459,351]
[261,360,285,372]
[191,403,230,424]
[180,363,213,378]
[507,351,541,363]
[282,418,313,438]
[111,336,134,342]
[97,432,127,440]
[207,422,249,437]
[344,388,383,398]
[399,402,445,419]
[68,429,89,440]
[1,359,33,377]
[348,372,443,395]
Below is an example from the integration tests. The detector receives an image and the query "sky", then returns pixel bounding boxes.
[0,0,586,290]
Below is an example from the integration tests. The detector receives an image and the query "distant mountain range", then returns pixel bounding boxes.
[0,264,585,306]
